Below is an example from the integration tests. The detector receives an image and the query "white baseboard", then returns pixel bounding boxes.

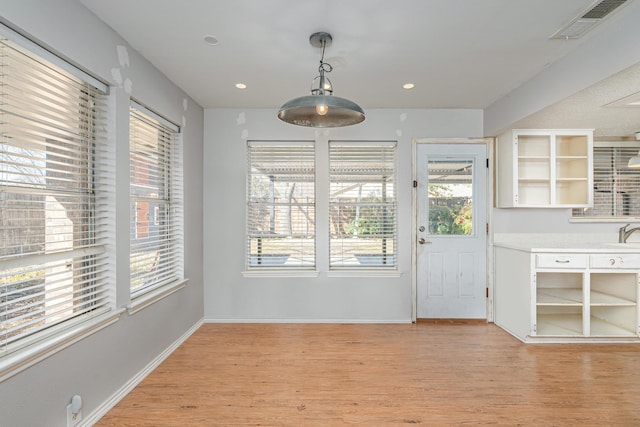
[203,318,411,324]
[81,318,204,426]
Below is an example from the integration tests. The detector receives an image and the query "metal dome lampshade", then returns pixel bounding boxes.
[277,32,365,128]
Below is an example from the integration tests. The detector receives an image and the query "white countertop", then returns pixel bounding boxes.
[493,233,640,253]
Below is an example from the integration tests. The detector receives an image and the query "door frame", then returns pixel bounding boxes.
[411,138,494,322]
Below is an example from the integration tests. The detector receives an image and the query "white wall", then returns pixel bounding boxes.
[0,1,204,426]
[203,108,483,322]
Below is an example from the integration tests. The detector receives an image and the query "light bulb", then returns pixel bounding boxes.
[316,104,328,115]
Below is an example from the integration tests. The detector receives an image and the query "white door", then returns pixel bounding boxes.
[416,143,487,318]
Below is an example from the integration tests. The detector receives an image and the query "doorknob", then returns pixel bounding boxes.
[418,238,429,245]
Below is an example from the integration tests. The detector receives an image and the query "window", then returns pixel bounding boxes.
[329,141,397,268]
[246,141,315,269]
[129,104,183,296]
[0,35,111,353]
[572,142,640,218]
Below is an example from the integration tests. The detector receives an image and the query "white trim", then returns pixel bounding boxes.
[130,99,180,132]
[0,245,106,270]
[411,138,493,323]
[81,319,204,427]
[326,270,403,278]
[0,21,108,92]
[569,217,640,223]
[241,270,320,278]
[127,279,189,315]
[0,309,124,383]
[204,318,411,324]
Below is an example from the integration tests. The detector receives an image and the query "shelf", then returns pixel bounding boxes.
[536,313,583,336]
[590,290,636,306]
[590,316,637,337]
[537,288,582,305]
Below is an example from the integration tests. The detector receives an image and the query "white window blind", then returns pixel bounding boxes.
[572,143,640,218]
[246,141,315,269]
[129,105,183,296]
[329,141,397,268]
[0,36,111,353]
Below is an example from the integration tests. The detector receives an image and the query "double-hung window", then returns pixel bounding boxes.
[246,141,316,269]
[329,141,397,268]
[572,142,640,219]
[129,104,183,297]
[0,35,111,355]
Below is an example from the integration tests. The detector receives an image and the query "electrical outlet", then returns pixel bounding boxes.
[66,403,82,427]
[66,395,82,427]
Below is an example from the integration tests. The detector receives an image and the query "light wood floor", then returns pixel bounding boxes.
[96,321,640,426]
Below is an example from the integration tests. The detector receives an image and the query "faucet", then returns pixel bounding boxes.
[618,223,640,243]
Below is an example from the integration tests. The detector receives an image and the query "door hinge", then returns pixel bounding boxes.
[413,180,418,188]
[486,288,489,298]
[486,158,489,168]
[486,223,489,234]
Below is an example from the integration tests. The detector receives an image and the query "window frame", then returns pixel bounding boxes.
[244,140,317,274]
[128,101,186,311]
[328,141,398,270]
[0,24,122,381]
[571,141,640,222]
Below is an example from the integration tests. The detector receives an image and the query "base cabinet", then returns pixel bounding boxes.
[495,247,640,342]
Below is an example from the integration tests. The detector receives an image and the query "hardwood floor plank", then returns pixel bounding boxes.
[96,323,640,426]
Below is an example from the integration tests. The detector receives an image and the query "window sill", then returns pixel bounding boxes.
[569,217,640,223]
[0,308,124,383]
[127,279,189,315]
[242,270,320,278]
[327,270,403,278]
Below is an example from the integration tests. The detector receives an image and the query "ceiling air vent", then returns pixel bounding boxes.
[550,0,628,39]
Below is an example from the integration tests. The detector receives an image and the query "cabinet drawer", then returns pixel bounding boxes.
[536,254,587,269]
[590,254,640,269]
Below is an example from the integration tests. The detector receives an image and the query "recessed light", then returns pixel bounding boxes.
[403,83,415,90]
[235,83,247,89]
[203,35,219,46]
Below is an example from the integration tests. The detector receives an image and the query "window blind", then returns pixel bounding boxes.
[572,144,640,218]
[246,141,315,269]
[329,141,397,268]
[129,106,183,296]
[0,36,111,353]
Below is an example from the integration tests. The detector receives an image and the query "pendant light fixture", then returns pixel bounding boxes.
[277,32,365,128]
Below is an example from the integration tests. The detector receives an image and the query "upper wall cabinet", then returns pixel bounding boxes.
[497,129,593,208]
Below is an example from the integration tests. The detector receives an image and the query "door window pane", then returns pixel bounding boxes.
[428,160,473,235]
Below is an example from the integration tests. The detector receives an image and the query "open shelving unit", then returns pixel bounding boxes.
[497,130,593,208]
[536,272,584,337]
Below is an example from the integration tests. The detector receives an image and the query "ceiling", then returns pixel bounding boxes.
[79,0,640,137]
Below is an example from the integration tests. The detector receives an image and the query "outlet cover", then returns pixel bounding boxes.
[66,403,82,427]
